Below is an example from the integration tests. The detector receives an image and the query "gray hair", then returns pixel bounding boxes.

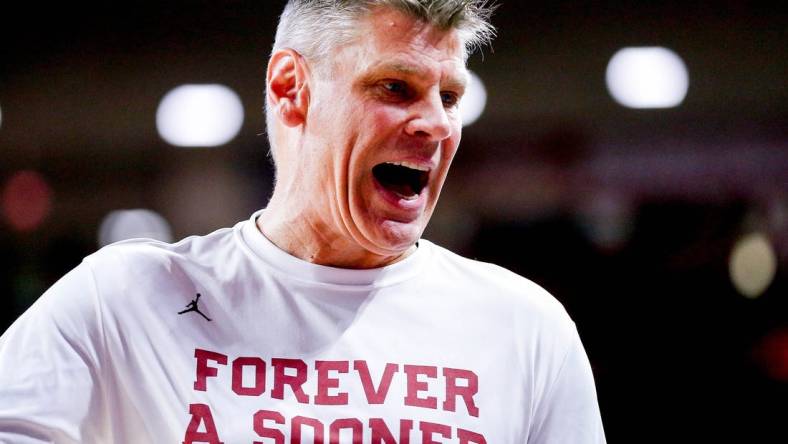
[273,0,497,63]
[266,0,497,165]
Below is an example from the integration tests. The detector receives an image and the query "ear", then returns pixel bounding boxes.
[266,49,310,128]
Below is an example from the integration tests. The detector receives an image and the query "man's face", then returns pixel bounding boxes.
[296,7,467,260]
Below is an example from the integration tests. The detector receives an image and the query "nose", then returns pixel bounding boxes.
[404,92,452,142]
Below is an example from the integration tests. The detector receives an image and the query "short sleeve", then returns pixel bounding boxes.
[528,324,607,444]
[0,260,108,443]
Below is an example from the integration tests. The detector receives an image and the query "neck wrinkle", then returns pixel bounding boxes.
[256,208,413,269]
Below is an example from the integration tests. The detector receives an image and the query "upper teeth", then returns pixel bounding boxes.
[385,161,429,172]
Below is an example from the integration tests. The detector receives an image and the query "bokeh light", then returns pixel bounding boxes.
[606,46,689,109]
[754,328,788,382]
[156,84,244,147]
[98,209,173,247]
[460,71,487,127]
[1,170,52,232]
[728,232,777,298]
[578,192,633,252]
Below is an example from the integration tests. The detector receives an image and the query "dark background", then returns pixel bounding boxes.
[1,1,786,442]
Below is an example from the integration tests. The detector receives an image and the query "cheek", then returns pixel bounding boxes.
[368,105,407,133]
[441,129,462,162]
[348,105,407,175]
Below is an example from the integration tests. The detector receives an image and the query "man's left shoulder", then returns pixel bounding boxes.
[424,240,571,323]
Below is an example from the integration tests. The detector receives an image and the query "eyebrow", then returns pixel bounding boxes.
[388,62,422,76]
[372,60,468,91]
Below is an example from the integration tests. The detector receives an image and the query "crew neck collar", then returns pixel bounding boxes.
[237,210,430,288]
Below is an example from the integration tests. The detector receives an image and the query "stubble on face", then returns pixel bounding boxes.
[263,7,467,269]
[347,11,466,252]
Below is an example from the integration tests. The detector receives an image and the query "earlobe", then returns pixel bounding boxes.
[266,49,310,127]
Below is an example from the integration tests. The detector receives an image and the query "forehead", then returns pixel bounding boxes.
[336,7,468,85]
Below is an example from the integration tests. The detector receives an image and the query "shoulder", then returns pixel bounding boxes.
[423,240,574,330]
[84,224,238,276]
[78,224,245,309]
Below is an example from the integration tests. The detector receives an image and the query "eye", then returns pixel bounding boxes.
[379,80,411,100]
[440,91,460,108]
[383,81,406,93]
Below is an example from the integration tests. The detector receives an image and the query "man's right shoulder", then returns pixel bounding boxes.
[83,226,237,290]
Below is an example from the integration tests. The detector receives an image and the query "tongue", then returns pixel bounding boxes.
[385,181,416,198]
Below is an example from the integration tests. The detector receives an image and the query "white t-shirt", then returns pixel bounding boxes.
[0,212,606,443]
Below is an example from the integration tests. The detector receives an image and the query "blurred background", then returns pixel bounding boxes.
[1,0,786,441]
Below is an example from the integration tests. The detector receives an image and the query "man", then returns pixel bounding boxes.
[0,1,606,443]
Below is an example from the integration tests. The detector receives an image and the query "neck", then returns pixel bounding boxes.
[256,200,415,270]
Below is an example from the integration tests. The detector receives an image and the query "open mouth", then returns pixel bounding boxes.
[372,162,430,199]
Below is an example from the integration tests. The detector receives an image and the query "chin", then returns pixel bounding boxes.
[365,218,424,255]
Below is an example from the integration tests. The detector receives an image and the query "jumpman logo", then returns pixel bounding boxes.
[178,293,211,321]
